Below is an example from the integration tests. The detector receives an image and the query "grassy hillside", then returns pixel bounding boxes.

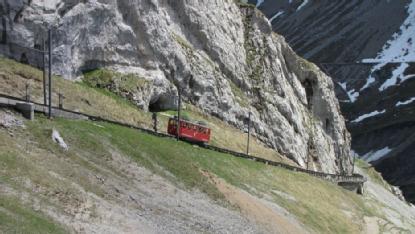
[1,57,414,233]
[0,57,290,164]
[1,113,414,233]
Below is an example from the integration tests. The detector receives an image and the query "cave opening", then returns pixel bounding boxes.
[149,98,165,112]
[325,118,332,133]
[20,53,28,64]
[302,79,314,110]
[149,95,177,112]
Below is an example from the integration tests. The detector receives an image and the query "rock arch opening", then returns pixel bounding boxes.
[302,79,314,110]
[148,95,177,112]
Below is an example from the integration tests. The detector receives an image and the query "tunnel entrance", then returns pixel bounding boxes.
[148,95,177,112]
[302,79,314,110]
[149,98,166,112]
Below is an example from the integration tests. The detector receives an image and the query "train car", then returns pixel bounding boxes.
[167,117,211,143]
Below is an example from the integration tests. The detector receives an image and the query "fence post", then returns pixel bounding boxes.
[246,112,251,155]
[152,112,158,132]
[177,87,181,141]
[25,82,30,102]
[48,29,52,118]
[58,93,64,109]
[43,37,47,106]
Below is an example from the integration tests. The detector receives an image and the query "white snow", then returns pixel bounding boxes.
[363,147,392,162]
[338,81,359,102]
[296,0,309,11]
[396,97,415,106]
[256,0,265,7]
[338,82,347,91]
[269,11,284,23]
[379,63,409,91]
[351,109,386,123]
[347,89,359,103]
[360,63,386,91]
[361,0,415,90]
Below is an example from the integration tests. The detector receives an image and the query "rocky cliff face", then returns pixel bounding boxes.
[0,0,352,174]
[251,0,415,201]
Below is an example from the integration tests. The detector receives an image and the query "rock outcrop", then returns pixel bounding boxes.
[0,0,353,174]
[252,0,415,202]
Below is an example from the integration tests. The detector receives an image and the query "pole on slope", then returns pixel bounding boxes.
[177,87,181,141]
[48,29,52,119]
[352,151,356,174]
[152,112,158,132]
[246,112,251,155]
[25,82,30,102]
[43,37,47,106]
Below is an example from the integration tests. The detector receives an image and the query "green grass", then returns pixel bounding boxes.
[356,159,390,190]
[0,57,288,163]
[229,81,250,107]
[21,116,379,233]
[0,195,66,234]
[172,33,194,51]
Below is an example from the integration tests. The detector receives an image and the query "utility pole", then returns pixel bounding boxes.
[43,37,47,106]
[152,112,158,132]
[48,29,52,119]
[246,112,251,155]
[352,152,356,174]
[25,82,30,102]
[58,92,64,109]
[177,87,181,141]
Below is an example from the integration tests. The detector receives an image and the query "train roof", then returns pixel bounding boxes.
[169,116,209,128]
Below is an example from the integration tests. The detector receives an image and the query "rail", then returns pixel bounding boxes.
[0,93,366,185]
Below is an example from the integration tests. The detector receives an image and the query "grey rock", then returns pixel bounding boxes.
[0,0,353,174]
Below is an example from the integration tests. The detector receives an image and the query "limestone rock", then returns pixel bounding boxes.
[0,0,353,174]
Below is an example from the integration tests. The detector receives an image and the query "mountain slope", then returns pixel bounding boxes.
[0,0,352,174]
[1,109,415,233]
[251,0,415,202]
[1,56,415,233]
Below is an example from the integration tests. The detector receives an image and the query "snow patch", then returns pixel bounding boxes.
[360,63,386,91]
[347,89,359,103]
[339,82,347,91]
[363,147,392,162]
[361,0,415,90]
[296,0,309,11]
[379,63,409,91]
[256,0,265,7]
[269,11,284,23]
[396,97,415,106]
[351,110,386,123]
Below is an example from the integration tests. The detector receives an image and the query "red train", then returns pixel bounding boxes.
[167,117,211,143]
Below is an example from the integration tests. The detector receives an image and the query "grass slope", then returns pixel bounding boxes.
[1,114,390,233]
[0,57,289,164]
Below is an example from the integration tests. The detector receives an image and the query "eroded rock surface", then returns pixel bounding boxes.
[0,0,352,174]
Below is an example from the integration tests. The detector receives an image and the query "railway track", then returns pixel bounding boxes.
[0,93,366,187]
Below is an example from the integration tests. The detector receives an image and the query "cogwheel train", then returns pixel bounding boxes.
[167,117,211,144]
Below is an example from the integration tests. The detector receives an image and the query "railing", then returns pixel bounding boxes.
[0,93,366,185]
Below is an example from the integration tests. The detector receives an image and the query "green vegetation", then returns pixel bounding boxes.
[172,33,193,51]
[0,116,379,233]
[0,56,410,232]
[356,159,391,190]
[229,81,249,107]
[83,68,149,97]
[236,1,256,8]
[0,57,287,163]
[0,195,66,233]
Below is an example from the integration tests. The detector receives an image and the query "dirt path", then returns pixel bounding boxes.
[202,170,308,234]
